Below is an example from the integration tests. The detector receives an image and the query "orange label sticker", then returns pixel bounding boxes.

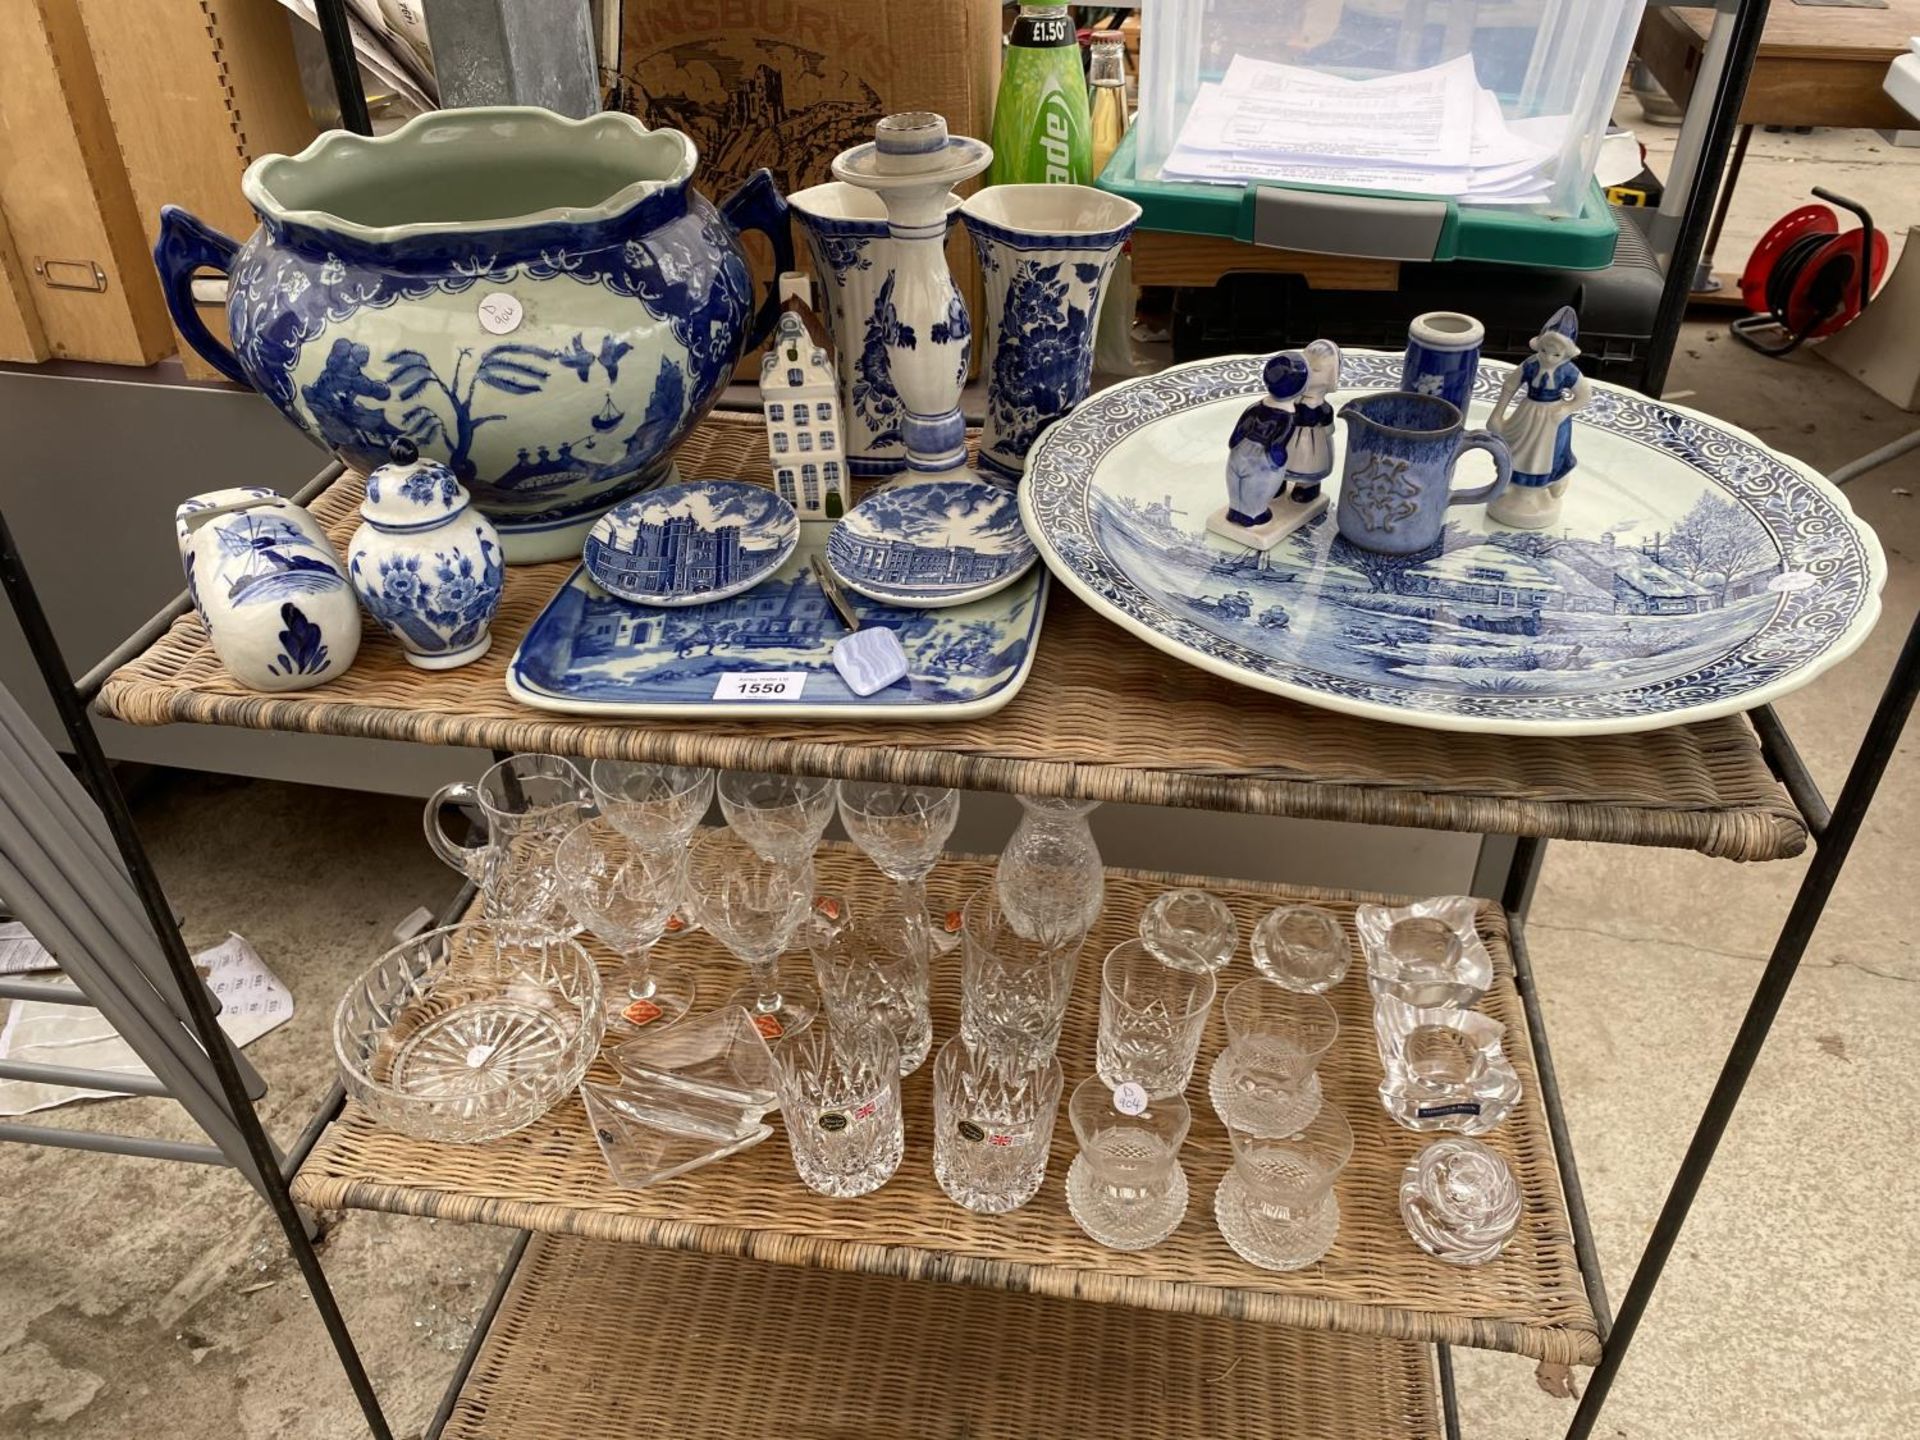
[752,1013,784,1041]
[622,998,665,1027]
[664,913,687,934]
[942,909,963,934]
[815,896,843,921]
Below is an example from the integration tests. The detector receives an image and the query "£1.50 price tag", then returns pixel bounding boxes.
[712,671,807,702]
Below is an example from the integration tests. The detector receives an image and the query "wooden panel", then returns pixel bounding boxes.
[1130,228,1401,290]
[75,0,317,382]
[0,0,175,365]
[1638,6,1920,130]
[0,211,50,362]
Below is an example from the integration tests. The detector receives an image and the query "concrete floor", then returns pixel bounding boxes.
[4,141,1920,1440]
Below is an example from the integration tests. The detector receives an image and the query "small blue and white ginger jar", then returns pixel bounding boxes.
[176,490,361,692]
[349,443,505,669]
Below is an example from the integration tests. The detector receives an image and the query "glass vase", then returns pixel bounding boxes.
[995,795,1104,945]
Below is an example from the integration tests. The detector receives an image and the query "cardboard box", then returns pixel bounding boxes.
[75,0,318,382]
[615,0,1001,375]
[0,0,175,366]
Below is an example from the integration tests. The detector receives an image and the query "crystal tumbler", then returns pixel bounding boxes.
[1065,1077,1191,1251]
[1138,888,1239,973]
[1213,1104,1352,1272]
[1095,941,1216,1098]
[1250,904,1350,993]
[932,1037,1063,1214]
[958,883,1086,1066]
[771,1018,903,1198]
[809,901,933,1076]
[1207,980,1338,1136]
[1399,1137,1523,1265]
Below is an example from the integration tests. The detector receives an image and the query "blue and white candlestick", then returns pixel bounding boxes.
[831,114,992,481]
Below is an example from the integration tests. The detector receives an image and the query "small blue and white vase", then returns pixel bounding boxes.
[348,441,504,669]
[960,185,1142,480]
[789,181,963,478]
[1400,311,1485,415]
[175,489,360,691]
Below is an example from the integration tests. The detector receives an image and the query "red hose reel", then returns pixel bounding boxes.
[1734,187,1888,357]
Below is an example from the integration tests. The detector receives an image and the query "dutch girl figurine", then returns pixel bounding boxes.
[1284,339,1341,504]
[1486,306,1593,531]
[1207,351,1328,551]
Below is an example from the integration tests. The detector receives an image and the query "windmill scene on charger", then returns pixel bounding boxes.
[1093,466,1788,700]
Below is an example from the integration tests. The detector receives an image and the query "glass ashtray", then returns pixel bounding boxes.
[1355,896,1492,1009]
[587,1006,780,1189]
[1373,992,1520,1136]
[334,923,605,1144]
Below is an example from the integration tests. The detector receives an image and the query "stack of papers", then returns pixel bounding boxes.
[1164,55,1568,207]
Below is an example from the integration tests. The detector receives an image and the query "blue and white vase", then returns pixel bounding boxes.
[348,442,504,669]
[1400,312,1485,415]
[175,490,361,691]
[788,182,963,479]
[960,185,1141,480]
[152,107,793,564]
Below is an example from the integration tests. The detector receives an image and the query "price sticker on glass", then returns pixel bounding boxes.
[712,672,807,702]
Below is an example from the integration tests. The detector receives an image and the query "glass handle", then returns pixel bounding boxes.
[423,780,486,878]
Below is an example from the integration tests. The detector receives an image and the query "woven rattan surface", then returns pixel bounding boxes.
[97,413,1803,862]
[444,1234,1444,1440]
[296,847,1601,1365]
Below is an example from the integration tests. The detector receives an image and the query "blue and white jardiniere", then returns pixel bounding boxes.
[176,491,361,692]
[152,107,792,564]
[959,184,1141,480]
[788,182,963,479]
[348,442,505,669]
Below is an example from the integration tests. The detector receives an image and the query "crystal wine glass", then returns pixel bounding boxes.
[836,781,959,958]
[717,771,838,863]
[554,816,695,1034]
[687,826,818,1042]
[590,760,714,931]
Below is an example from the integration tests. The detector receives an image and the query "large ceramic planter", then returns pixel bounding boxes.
[153,108,791,562]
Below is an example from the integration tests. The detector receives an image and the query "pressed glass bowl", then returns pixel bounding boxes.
[334,922,605,1144]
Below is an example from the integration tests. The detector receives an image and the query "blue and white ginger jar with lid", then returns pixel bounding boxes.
[349,441,505,669]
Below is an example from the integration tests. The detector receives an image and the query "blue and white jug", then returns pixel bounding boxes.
[175,490,361,691]
[348,442,504,670]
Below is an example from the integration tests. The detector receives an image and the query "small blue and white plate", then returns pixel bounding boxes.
[584,480,798,607]
[826,477,1037,609]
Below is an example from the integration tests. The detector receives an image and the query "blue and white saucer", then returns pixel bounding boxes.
[826,477,1037,609]
[584,480,798,607]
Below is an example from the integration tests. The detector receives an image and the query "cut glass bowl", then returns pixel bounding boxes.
[334,922,605,1144]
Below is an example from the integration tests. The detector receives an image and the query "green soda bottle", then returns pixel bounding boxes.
[988,4,1092,186]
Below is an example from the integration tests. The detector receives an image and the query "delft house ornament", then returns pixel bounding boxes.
[1486,306,1593,531]
[1205,351,1330,551]
[759,276,850,519]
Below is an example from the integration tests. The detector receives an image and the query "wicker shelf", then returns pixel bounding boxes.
[440,1234,1444,1440]
[95,414,1804,863]
[294,846,1601,1367]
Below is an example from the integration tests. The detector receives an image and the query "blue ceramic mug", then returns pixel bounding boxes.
[1335,391,1512,555]
[1400,311,1485,415]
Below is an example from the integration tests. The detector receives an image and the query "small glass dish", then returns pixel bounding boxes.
[607,1005,780,1135]
[1250,904,1350,992]
[1399,1137,1522,1266]
[1355,896,1492,1010]
[1373,992,1520,1136]
[1138,888,1238,972]
[579,1078,773,1192]
[334,923,604,1144]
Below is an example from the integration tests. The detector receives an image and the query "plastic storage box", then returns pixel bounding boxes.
[1118,0,1646,269]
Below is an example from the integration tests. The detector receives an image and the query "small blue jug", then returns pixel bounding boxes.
[1335,391,1512,555]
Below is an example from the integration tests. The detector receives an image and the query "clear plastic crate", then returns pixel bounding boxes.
[1136,0,1647,221]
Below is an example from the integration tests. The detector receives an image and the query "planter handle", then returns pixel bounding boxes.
[153,205,250,386]
[719,168,795,350]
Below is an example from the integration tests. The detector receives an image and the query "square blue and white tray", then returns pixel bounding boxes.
[507,526,1047,720]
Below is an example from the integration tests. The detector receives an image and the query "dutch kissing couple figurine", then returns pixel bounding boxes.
[1210,307,1593,558]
